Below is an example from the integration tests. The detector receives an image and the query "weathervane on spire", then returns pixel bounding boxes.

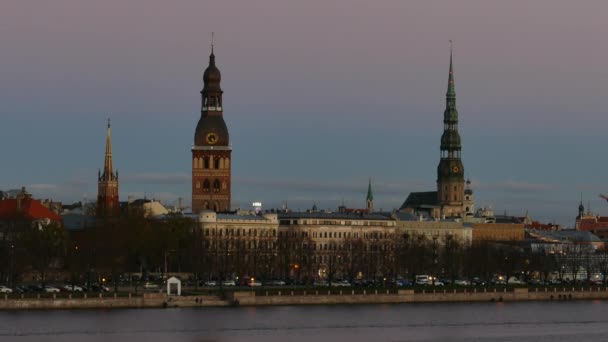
[211,32,215,54]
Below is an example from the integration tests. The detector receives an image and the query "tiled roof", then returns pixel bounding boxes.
[0,198,62,221]
[528,229,602,243]
[400,191,438,210]
[278,212,392,221]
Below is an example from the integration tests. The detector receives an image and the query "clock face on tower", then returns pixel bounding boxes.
[206,133,218,145]
[452,166,459,173]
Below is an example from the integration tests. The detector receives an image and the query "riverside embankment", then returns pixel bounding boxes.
[2,286,608,310]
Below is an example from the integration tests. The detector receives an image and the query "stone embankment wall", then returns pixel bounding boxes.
[232,287,608,306]
[1,288,607,310]
[0,293,168,310]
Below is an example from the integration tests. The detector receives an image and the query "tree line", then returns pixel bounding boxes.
[1,211,607,289]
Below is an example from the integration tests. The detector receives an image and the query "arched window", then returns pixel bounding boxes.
[214,158,220,169]
[203,157,210,169]
[203,179,210,192]
[213,179,220,192]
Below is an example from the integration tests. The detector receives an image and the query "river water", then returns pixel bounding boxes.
[1,301,607,341]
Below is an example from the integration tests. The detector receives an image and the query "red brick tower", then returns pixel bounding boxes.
[97,119,119,217]
[192,44,231,213]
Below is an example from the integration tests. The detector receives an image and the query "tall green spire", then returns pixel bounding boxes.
[366,178,373,201]
[447,41,455,98]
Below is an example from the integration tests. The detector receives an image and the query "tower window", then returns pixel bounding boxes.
[204,157,210,169]
[214,159,220,169]
[213,179,220,192]
[203,179,210,192]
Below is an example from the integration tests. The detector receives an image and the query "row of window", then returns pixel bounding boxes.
[193,157,230,170]
[204,228,277,238]
[279,219,394,227]
[195,179,227,192]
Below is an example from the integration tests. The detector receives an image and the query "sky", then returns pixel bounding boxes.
[1,0,608,226]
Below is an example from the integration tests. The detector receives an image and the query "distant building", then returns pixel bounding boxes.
[127,198,169,218]
[574,201,608,238]
[97,120,119,217]
[337,179,375,214]
[527,229,604,253]
[0,187,63,235]
[470,223,525,243]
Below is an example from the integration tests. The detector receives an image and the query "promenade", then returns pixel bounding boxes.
[1,287,608,310]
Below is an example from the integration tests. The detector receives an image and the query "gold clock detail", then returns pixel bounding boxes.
[452,166,459,173]
[206,133,218,145]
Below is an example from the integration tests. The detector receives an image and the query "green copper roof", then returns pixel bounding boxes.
[447,46,455,98]
[366,179,374,202]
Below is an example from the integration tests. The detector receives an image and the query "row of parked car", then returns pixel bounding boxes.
[201,279,287,287]
[0,284,111,294]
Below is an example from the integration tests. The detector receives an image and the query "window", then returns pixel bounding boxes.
[203,179,210,192]
[204,157,210,169]
[213,179,220,193]
[214,159,220,169]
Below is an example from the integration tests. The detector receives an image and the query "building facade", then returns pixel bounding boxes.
[97,120,119,217]
[192,46,232,213]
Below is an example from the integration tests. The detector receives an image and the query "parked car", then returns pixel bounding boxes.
[0,286,12,294]
[62,285,83,292]
[26,285,43,292]
[143,282,159,289]
[44,286,61,293]
[454,279,471,286]
[507,276,526,285]
[247,280,262,287]
[415,275,430,285]
[221,280,236,287]
[203,280,217,287]
[313,280,328,287]
[267,280,286,286]
[330,280,351,287]
[396,279,413,287]
[472,277,487,286]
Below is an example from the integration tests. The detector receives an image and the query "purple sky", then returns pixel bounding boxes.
[2,0,608,225]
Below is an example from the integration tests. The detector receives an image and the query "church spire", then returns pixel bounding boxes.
[97,119,119,217]
[447,40,455,98]
[437,42,465,215]
[103,118,115,181]
[366,178,374,212]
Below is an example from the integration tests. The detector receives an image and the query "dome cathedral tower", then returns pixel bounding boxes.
[192,39,232,213]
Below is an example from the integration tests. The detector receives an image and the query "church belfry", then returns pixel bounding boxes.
[437,44,465,217]
[192,40,232,213]
[97,119,119,217]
